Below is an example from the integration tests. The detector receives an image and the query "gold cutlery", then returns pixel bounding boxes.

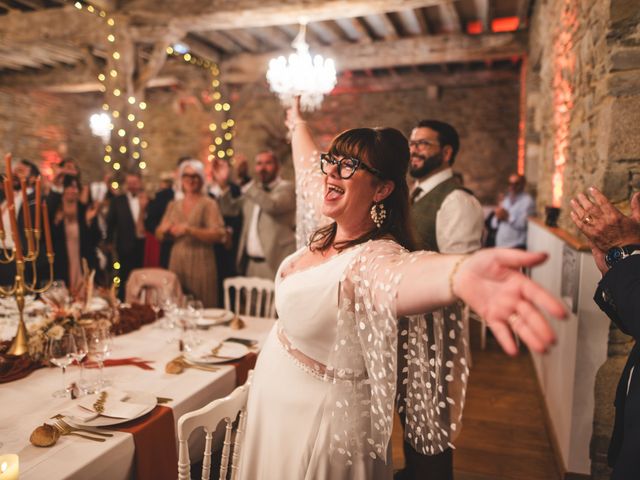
[50,420,106,442]
[50,416,113,437]
[166,356,221,373]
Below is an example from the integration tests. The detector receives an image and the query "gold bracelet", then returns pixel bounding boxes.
[448,255,470,300]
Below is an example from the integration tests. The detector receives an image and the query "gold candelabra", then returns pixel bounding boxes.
[1,153,54,357]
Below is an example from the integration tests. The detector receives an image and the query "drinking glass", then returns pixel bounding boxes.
[183,299,204,348]
[48,333,77,398]
[71,326,89,392]
[144,288,164,327]
[88,327,112,391]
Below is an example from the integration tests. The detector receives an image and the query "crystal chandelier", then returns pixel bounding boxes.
[89,112,112,145]
[266,23,337,111]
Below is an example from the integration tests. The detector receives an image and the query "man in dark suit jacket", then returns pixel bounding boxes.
[107,171,147,299]
[571,187,640,480]
[144,176,175,269]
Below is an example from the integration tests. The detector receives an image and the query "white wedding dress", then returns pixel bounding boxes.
[238,245,394,479]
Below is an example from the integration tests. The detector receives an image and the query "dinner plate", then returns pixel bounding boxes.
[184,341,249,364]
[195,308,234,327]
[67,390,157,427]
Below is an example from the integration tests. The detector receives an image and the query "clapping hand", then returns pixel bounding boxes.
[454,249,567,356]
[570,188,640,274]
[170,223,188,237]
[211,159,231,187]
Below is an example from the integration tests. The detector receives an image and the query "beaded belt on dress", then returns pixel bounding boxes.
[276,327,368,382]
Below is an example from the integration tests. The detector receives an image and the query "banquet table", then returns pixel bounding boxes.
[0,315,275,479]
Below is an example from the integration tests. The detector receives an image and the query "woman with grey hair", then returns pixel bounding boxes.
[156,159,227,307]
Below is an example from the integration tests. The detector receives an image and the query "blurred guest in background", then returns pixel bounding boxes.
[156,159,227,307]
[492,174,535,249]
[216,151,296,280]
[106,171,147,299]
[48,175,100,295]
[145,172,175,268]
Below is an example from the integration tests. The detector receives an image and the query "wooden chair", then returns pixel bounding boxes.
[223,276,276,319]
[177,372,253,480]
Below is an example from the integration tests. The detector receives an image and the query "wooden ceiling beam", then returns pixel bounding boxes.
[159,0,451,33]
[182,34,222,62]
[372,13,399,40]
[437,3,462,33]
[197,31,239,54]
[221,30,526,83]
[474,0,493,33]
[223,29,261,52]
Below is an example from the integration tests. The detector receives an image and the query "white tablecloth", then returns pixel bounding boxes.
[0,316,274,479]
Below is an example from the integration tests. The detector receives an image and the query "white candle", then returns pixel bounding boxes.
[0,454,19,480]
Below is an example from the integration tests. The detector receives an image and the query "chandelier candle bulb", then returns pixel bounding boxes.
[19,179,35,254]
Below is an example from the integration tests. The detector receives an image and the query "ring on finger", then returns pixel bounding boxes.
[582,215,593,225]
[507,313,522,329]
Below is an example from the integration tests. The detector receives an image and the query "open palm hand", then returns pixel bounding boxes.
[454,249,567,356]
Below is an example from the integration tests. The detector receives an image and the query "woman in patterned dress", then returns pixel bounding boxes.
[156,160,227,307]
[236,99,566,479]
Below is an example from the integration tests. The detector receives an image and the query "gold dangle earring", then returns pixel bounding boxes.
[370,202,387,228]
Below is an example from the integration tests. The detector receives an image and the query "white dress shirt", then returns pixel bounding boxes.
[246,178,281,258]
[413,168,484,254]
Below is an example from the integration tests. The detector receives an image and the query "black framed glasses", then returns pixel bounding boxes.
[409,139,440,149]
[319,153,384,180]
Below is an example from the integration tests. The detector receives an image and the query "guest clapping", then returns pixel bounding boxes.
[49,175,100,295]
[156,160,227,307]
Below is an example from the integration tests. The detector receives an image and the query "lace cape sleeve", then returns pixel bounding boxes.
[325,240,470,465]
[293,148,330,249]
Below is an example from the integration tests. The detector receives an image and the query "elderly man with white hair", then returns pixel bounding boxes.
[156,159,228,307]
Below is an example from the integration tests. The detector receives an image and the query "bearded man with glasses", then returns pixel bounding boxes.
[396,120,484,480]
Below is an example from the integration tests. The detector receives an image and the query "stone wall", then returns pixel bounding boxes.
[0,63,520,203]
[526,0,640,478]
[526,0,640,232]
[232,81,520,204]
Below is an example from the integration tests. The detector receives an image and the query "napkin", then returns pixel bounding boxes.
[78,388,149,419]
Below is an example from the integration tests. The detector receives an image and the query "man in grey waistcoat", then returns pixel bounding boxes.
[396,120,484,480]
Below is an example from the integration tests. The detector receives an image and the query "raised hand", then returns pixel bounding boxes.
[285,95,303,131]
[570,187,640,251]
[211,159,230,187]
[454,249,567,356]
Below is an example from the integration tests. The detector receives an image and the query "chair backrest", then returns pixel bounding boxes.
[124,268,183,305]
[177,372,253,480]
[223,276,276,319]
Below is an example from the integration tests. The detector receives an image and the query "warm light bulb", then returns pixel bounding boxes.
[139,161,147,169]
[213,92,221,100]
[113,162,121,171]
[113,261,121,269]
[222,103,230,111]
[212,79,220,87]
[137,121,144,129]
[113,89,121,96]
[217,151,225,158]
[227,119,235,127]
[208,154,214,161]
[107,34,115,42]
[209,123,217,131]
[102,103,109,110]
[74,2,82,9]
[111,181,119,189]
[214,103,222,111]
[87,5,94,12]
[127,114,135,122]
[132,136,140,145]
[119,146,127,153]
[141,141,148,149]
[132,151,140,159]
[214,137,222,145]
[112,110,120,118]
[208,145,215,153]
[127,96,135,105]
[104,155,111,163]
[105,145,112,152]
[139,102,147,110]
[98,73,106,81]
[112,52,120,60]
[107,18,115,26]
[117,129,125,137]
[166,47,174,55]
[110,69,117,78]
[224,132,232,140]
[226,148,234,156]
[183,53,191,62]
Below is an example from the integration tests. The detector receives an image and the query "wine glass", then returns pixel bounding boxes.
[48,333,77,398]
[144,288,164,326]
[70,326,89,393]
[183,299,203,349]
[88,327,112,391]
